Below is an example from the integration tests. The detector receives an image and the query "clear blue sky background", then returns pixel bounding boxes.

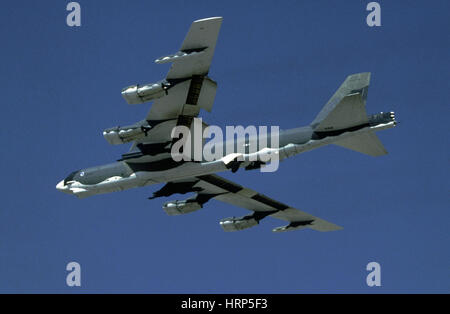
[0,0,448,293]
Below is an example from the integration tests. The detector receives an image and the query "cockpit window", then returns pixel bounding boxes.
[64,170,80,184]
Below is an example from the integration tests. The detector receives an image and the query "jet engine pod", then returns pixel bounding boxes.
[219,215,259,232]
[163,200,202,216]
[103,126,142,145]
[103,122,148,145]
[121,82,166,105]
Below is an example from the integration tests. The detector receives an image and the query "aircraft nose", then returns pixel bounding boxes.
[56,180,68,192]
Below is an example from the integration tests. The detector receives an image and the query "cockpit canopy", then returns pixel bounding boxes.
[63,170,80,185]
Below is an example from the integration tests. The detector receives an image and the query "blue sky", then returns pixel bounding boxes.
[0,0,448,293]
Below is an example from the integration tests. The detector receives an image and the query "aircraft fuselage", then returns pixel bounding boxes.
[56,112,395,199]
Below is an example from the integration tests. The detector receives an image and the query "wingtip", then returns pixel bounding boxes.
[193,17,223,23]
[347,72,371,80]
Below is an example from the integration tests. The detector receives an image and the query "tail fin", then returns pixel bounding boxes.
[312,72,371,132]
[312,72,389,156]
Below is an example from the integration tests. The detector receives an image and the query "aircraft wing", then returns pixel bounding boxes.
[151,174,342,233]
[104,17,222,148]
[141,17,223,141]
[159,17,223,80]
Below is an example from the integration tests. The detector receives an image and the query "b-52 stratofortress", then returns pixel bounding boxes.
[56,17,396,233]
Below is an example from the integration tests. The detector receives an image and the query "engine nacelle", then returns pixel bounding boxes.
[103,121,149,145]
[163,200,202,216]
[219,215,259,232]
[121,82,166,105]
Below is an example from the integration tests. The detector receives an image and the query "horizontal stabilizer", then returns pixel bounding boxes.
[334,131,388,156]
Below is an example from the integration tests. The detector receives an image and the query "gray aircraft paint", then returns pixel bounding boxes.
[58,110,394,196]
[56,18,396,232]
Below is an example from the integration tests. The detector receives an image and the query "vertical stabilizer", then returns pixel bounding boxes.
[312,72,371,131]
